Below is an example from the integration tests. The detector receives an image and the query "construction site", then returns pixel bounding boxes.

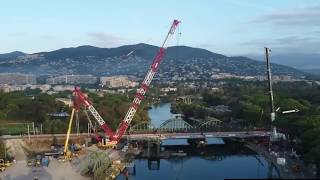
[0,20,181,180]
[0,11,316,179]
[0,134,144,180]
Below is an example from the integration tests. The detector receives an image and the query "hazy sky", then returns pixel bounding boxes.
[0,0,319,56]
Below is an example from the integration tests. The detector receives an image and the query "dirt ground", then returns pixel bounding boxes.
[4,139,27,162]
[0,159,91,180]
[0,138,126,180]
[0,139,91,180]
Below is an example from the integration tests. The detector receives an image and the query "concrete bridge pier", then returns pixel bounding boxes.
[146,138,161,170]
[147,138,161,159]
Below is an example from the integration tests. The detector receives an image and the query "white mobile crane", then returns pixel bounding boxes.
[265,47,299,142]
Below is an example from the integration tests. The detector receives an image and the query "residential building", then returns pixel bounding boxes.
[0,73,36,85]
[100,75,138,88]
[46,74,97,84]
[52,85,74,92]
[160,87,177,92]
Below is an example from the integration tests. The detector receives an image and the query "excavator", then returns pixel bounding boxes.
[71,19,180,148]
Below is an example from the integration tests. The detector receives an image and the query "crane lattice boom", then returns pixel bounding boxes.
[73,87,114,137]
[72,19,180,144]
[111,19,180,141]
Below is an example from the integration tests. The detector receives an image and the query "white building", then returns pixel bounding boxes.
[100,76,138,88]
[52,85,74,92]
[160,87,177,92]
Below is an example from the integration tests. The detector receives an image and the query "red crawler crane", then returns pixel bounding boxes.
[74,19,180,145]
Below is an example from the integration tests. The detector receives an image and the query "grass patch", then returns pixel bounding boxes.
[0,122,33,135]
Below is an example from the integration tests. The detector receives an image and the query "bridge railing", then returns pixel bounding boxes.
[128,126,258,134]
[128,118,264,134]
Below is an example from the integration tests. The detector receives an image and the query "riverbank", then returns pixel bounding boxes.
[245,142,314,179]
[109,146,142,179]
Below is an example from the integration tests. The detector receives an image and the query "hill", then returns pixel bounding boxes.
[0,44,307,79]
[0,51,26,62]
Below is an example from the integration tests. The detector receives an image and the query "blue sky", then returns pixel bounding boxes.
[0,0,319,57]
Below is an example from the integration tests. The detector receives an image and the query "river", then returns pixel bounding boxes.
[117,103,279,179]
[147,102,173,127]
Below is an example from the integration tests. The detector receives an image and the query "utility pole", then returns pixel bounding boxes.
[4,144,6,160]
[32,122,35,136]
[87,123,90,136]
[76,112,80,136]
[27,124,30,141]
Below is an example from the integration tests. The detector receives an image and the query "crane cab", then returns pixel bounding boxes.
[98,138,117,149]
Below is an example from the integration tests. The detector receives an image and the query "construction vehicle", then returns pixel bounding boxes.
[99,138,117,149]
[63,108,76,161]
[0,159,5,172]
[41,157,49,167]
[27,159,35,167]
[265,47,299,142]
[35,155,41,167]
[0,159,12,172]
[61,106,84,161]
[74,19,180,147]
[62,91,88,161]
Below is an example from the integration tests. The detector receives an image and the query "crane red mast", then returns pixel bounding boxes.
[73,19,180,144]
[111,19,180,142]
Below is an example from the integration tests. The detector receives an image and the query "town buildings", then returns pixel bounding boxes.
[46,74,97,84]
[0,73,36,85]
[100,76,138,88]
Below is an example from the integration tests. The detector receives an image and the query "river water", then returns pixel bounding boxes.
[147,103,173,127]
[117,103,279,180]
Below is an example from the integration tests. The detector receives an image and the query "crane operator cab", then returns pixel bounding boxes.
[98,137,117,149]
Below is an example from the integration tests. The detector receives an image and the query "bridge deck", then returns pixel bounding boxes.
[0,131,268,141]
[126,131,268,140]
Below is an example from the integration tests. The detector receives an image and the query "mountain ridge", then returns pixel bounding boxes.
[0,44,307,78]
[0,51,26,61]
